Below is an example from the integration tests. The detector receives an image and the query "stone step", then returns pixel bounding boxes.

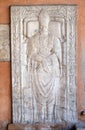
[8,124,71,130]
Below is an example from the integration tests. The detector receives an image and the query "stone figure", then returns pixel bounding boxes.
[26,10,62,124]
[11,6,77,124]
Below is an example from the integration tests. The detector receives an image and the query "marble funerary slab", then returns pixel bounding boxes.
[11,5,77,124]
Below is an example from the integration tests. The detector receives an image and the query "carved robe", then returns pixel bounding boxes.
[27,31,62,124]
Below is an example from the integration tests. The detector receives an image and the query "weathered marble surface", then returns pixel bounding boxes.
[0,25,10,61]
[11,5,77,124]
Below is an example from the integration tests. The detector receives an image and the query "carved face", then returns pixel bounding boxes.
[39,10,50,28]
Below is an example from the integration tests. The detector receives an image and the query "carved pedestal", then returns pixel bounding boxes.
[9,5,77,130]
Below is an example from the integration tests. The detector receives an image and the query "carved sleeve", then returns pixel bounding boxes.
[53,37,62,75]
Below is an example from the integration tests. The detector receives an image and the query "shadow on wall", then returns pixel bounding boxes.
[50,124,76,130]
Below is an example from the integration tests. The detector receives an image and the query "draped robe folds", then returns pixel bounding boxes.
[27,31,62,124]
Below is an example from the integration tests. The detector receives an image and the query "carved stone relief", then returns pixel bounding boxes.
[81,48,85,110]
[11,5,77,124]
[0,25,10,61]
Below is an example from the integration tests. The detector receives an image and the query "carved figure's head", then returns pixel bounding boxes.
[39,9,50,27]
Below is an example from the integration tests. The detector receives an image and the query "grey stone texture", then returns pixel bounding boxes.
[0,24,10,61]
[11,5,77,124]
